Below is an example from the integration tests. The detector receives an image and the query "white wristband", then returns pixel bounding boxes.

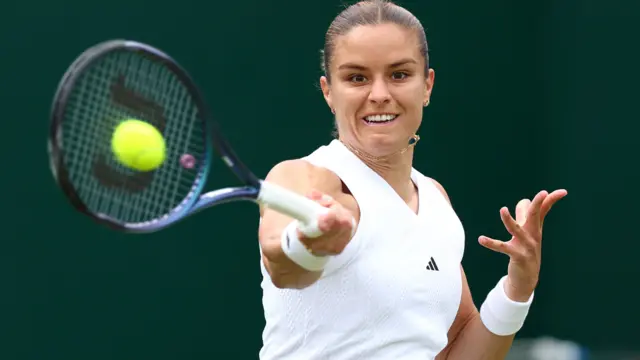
[281,220,329,272]
[480,276,534,336]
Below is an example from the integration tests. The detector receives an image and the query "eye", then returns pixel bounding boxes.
[391,71,409,80]
[348,74,367,83]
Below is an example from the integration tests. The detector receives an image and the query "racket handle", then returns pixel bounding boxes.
[258,181,329,238]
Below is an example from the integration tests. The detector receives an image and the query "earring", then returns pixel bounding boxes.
[331,108,336,114]
[423,100,430,107]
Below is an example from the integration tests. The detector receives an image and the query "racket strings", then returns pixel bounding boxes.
[61,50,207,224]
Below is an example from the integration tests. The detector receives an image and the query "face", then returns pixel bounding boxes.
[320,23,435,156]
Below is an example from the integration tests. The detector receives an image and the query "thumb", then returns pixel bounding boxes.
[305,189,324,201]
[515,199,530,226]
[316,208,339,234]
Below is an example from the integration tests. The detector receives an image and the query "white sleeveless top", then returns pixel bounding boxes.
[259,140,465,360]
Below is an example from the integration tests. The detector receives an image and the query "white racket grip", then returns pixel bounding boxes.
[258,181,329,238]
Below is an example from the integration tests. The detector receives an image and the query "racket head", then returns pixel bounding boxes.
[49,40,216,232]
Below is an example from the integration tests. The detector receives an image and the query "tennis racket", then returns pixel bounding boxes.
[48,39,327,236]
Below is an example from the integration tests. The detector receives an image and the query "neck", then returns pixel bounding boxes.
[340,136,419,202]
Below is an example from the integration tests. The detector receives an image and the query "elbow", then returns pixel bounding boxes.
[271,278,289,289]
[267,267,319,290]
[270,275,298,290]
[266,267,291,289]
[263,258,320,290]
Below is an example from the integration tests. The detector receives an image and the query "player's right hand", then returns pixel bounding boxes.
[298,190,356,256]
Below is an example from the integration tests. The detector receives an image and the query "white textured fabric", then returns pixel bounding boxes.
[259,140,466,360]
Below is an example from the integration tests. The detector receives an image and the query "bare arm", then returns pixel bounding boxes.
[258,159,355,289]
[430,179,515,360]
[436,268,514,360]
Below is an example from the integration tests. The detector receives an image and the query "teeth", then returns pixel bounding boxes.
[364,114,397,122]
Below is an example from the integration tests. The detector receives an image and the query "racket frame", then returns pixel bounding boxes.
[49,40,215,232]
[49,40,328,236]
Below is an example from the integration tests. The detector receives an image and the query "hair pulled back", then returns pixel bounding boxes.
[321,0,429,82]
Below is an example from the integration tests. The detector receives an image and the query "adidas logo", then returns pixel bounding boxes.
[426,257,439,271]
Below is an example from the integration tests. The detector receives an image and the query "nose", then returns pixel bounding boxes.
[368,78,391,104]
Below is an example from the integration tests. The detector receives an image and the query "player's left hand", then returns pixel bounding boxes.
[478,189,568,302]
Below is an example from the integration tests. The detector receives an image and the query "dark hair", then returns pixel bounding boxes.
[320,0,429,83]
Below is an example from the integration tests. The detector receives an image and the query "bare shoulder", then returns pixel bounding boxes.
[428,177,452,205]
[261,159,346,215]
[265,159,343,194]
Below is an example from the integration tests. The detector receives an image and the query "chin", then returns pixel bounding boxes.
[362,133,408,155]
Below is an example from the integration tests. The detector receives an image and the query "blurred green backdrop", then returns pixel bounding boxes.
[1,0,637,359]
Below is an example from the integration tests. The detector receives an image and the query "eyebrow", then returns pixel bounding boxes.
[337,58,417,71]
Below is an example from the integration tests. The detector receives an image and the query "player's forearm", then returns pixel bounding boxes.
[444,313,514,360]
[261,235,322,289]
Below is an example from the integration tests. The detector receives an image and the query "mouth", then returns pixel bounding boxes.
[362,114,398,126]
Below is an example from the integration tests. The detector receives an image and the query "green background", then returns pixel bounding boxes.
[1,0,637,359]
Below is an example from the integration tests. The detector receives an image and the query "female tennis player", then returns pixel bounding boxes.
[257,1,567,359]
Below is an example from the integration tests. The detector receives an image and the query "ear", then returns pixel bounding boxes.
[320,76,333,110]
[424,69,435,105]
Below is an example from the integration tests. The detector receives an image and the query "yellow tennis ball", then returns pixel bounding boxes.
[111,119,166,171]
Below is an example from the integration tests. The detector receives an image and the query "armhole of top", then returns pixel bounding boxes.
[420,175,466,263]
